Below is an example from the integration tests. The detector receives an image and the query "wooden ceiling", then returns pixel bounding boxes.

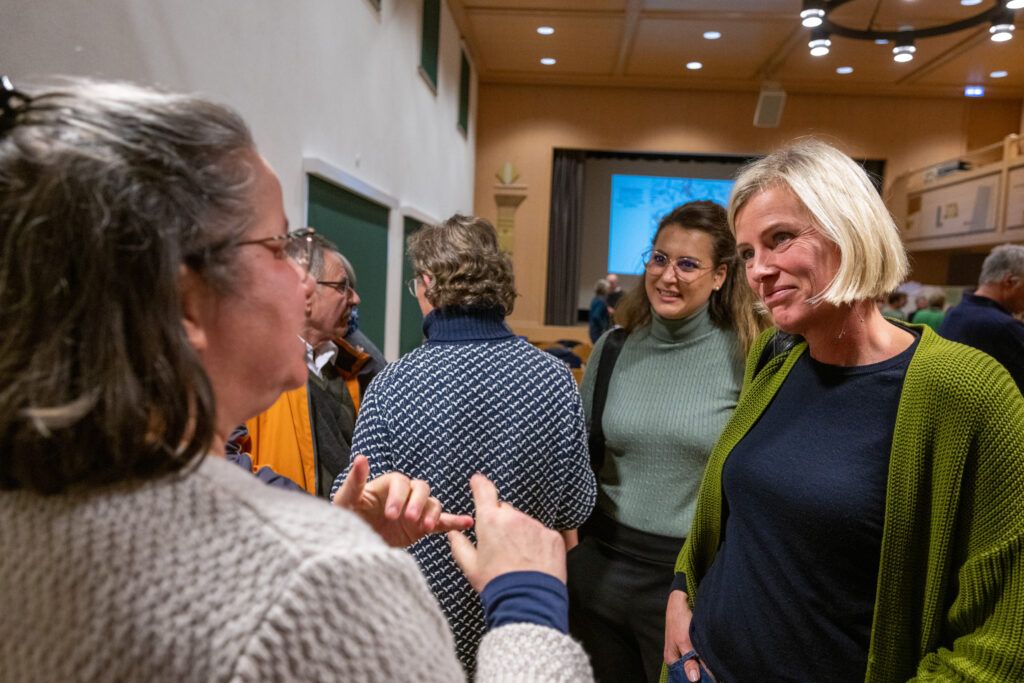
[447,0,1024,99]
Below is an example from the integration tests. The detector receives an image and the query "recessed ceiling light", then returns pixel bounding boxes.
[800,9,825,28]
[960,0,982,5]
[686,61,703,70]
[964,86,985,97]
[809,35,831,57]
[540,57,556,65]
[836,66,853,74]
[875,38,888,45]
[1006,0,1024,9]
[990,22,1015,42]
[990,70,1009,78]
[537,26,554,35]
[703,31,721,40]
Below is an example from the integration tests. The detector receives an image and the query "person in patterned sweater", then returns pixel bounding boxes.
[334,214,597,677]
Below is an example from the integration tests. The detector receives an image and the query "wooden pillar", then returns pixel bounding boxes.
[493,184,527,255]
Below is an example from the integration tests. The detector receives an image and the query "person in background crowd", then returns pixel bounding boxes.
[589,277,611,343]
[605,272,623,312]
[570,200,767,683]
[910,294,928,319]
[939,243,1024,393]
[337,251,388,403]
[0,77,594,682]
[241,235,364,498]
[880,291,907,320]
[665,139,1023,683]
[910,292,945,331]
[333,214,596,677]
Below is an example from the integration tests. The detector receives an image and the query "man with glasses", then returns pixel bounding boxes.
[237,234,378,498]
[336,252,388,406]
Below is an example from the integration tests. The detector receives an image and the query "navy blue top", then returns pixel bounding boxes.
[691,333,919,682]
[939,293,1024,393]
[224,429,306,493]
[589,296,610,343]
[480,571,570,634]
[423,305,516,344]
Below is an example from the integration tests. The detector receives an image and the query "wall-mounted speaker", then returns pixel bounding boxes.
[754,89,786,128]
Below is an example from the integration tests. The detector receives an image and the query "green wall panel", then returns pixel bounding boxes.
[400,217,425,356]
[307,176,389,350]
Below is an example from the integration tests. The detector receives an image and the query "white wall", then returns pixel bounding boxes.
[0,0,476,357]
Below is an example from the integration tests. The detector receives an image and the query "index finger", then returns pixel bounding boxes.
[333,454,370,508]
[469,473,500,513]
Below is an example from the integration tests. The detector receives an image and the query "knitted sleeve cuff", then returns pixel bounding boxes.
[671,572,688,594]
[480,571,569,634]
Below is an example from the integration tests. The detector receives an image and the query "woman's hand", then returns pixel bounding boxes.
[448,473,567,593]
[665,589,701,681]
[333,454,474,547]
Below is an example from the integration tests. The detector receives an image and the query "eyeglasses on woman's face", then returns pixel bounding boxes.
[643,249,712,280]
[407,276,420,297]
[237,227,316,274]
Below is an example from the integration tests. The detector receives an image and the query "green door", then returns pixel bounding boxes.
[307,176,389,350]
[400,217,426,356]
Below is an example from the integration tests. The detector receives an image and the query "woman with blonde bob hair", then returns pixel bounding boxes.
[664,139,1024,683]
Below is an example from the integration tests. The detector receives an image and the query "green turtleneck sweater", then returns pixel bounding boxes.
[580,304,742,537]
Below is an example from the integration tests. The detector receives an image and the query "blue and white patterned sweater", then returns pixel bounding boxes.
[332,306,596,677]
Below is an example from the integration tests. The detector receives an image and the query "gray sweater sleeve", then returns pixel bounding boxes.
[232,547,594,682]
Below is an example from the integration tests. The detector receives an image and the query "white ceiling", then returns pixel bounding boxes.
[447,0,1024,99]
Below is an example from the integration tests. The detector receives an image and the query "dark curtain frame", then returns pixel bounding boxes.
[544,149,586,325]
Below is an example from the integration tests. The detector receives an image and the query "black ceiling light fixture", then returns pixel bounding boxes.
[800,0,1019,62]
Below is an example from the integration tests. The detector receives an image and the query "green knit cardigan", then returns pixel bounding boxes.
[674,324,1024,682]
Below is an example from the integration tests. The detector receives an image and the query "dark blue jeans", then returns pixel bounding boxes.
[666,650,715,683]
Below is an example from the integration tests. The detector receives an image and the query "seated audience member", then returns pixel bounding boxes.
[940,243,1024,392]
[589,278,611,343]
[333,214,597,676]
[545,343,584,369]
[910,292,945,331]
[0,77,593,682]
[244,235,366,497]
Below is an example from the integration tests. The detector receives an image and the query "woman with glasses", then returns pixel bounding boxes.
[0,78,593,681]
[567,200,767,682]
[334,214,597,678]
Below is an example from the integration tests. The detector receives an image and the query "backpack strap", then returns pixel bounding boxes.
[753,330,801,377]
[588,327,627,473]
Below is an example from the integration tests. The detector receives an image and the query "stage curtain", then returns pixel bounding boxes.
[544,149,586,325]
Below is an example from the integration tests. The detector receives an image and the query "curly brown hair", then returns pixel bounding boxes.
[614,200,769,355]
[407,214,517,315]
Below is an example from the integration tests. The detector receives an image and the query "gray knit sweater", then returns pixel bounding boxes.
[0,456,593,682]
[580,305,743,537]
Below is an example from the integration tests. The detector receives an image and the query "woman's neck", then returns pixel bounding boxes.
[804,300,915,366]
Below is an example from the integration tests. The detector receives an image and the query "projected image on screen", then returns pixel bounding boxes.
[608,174,734,274]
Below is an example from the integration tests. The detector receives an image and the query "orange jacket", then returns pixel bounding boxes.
[244,338,371,496]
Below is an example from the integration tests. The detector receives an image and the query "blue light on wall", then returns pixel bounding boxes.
[964,86,985,97]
